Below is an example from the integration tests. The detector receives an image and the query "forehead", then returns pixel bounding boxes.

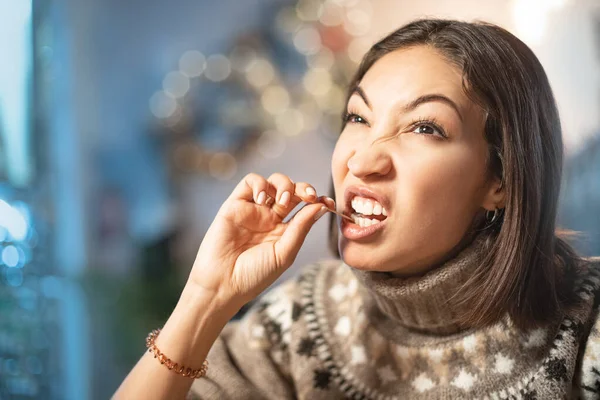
[358,46,468,108]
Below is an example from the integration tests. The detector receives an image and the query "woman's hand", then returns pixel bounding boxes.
[188,173,334,310]
[114,172,331,399]
[114,173,331,399]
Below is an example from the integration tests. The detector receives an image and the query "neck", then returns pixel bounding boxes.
[349,232,491,335]
[389,229,480,278]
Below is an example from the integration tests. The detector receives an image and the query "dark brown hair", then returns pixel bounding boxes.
[329,19,583,330]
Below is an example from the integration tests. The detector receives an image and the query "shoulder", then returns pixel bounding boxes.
[562,256,600,332]
[577,255,600,318]
[574,256,600,302]
[583,256,600,274]
[581,256,600,272]
[573,257,600,397]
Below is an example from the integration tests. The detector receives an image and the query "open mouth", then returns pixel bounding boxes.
[347,195,388,227]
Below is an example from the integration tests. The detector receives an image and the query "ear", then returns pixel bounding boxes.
[481,177,506,211]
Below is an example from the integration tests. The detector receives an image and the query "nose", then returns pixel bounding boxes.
[347,140,392,179]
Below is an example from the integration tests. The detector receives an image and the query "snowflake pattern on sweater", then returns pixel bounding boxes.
[190,257,600,400]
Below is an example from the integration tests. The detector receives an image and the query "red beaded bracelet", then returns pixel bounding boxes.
[146,329,209,379]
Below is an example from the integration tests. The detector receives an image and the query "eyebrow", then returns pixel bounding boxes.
[350,85,464,122]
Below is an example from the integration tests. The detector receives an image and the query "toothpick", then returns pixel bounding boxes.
[325,207,353,221]
[285,197,353,222]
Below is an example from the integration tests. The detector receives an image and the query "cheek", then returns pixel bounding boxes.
[398,151,485,221]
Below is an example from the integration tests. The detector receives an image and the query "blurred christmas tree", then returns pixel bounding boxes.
[150,0,373,181]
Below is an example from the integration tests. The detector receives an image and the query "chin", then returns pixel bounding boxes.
[339,238,428,275]
[339,242,392,272]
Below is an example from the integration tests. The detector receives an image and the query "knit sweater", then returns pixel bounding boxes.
[189,236,600,399]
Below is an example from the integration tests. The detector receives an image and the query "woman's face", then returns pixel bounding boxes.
[332,45,503,276]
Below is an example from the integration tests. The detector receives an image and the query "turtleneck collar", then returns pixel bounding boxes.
[349,233,492,336]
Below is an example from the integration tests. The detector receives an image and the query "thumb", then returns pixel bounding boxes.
[275,203,328,267]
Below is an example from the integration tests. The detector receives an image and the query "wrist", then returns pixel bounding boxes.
[154,283,237,369]
[178,282,241,322]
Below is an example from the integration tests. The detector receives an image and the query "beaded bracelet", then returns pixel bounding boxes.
[146,328,209,379]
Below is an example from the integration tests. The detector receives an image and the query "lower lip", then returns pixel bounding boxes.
[341,216,386,240]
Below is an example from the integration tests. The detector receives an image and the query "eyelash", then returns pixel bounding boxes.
[342,110,448,139]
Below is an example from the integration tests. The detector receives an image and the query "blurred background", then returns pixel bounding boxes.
[0,0,598,398]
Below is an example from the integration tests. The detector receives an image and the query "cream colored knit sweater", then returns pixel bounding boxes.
[189,236,600,399]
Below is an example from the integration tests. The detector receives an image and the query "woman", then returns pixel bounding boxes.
[115,19,600,399]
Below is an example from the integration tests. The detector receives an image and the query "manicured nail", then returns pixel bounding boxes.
[279,191,290,207]
[314,206,328,221]
[326,197,336,208]
[257,191,266,205]
[306,187,316,197]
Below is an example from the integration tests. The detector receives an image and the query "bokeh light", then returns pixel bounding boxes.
[307,47,335,70]
[295,0,323,22]
[208,152,237,180]
[149,91,177,118]
[204,54,231,82]
[179,50,206,77]
[245,58,275,88]
[303,67,332,97]
[0,200,28,241]
[163,71,190,98]
[2,245,20,268]
[293,26,322,55]
[5,268,23,287]
[344,9,371,37]
[16,245,29,265]
[319,2,344,27]
[261,85,290,115]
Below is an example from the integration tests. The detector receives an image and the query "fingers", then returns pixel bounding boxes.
[228,173,333,219]
[226,173,335,267]
[267,173,294,206]
[275,202,329,266]
[317,195,335,211]
[229,173,276,204]
[267,175,327,219]
[267,173,295,217]
[293,182,318,203]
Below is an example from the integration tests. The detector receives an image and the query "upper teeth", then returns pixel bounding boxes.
[351,196,387,216]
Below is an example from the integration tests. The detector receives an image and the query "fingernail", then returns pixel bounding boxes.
[314,206,328,221]
[279,191,290,207]
[306,187,316,197]
[257,191,266,205]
